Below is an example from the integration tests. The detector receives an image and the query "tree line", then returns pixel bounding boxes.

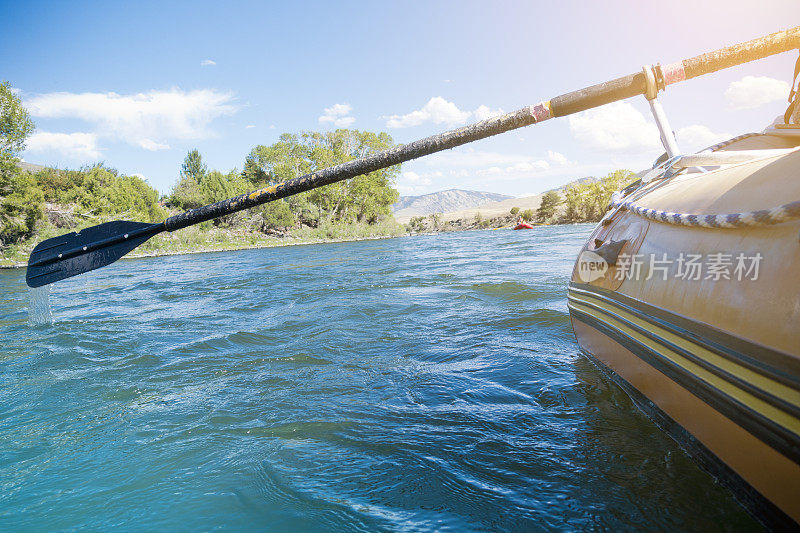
[1,77,636,249]
[167,130,400,230]
[0,80,400,249]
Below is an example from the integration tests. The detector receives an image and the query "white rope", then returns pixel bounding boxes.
[612,196,800,228]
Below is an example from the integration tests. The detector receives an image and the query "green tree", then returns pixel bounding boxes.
[253,200,296,230]
[242,153,267,184]
[510,207,520,216]
[180,149,207,184]
[0,153,43,245]
[562,170,636,222]
[536,190,561,222]
[407,216,426,232]
[243,129,400,225]
[36,163,164,222]
[169,175,205,210]
[201,169,249,203]
[168,149,211,210]
[0,81,35,156]
[0,83,43,245]
[520,209,534,221]
[428,212,442,230]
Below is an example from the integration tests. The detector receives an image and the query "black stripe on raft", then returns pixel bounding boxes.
[570,290,800,424]
[569,282,800,390]
[567,303,800,466]
[575,341,797,531]
[568,291,800,422]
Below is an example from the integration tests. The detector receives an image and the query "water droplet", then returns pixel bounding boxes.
[28,285,53,325]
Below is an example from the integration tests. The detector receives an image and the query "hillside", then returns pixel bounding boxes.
[393,189,512,219]
[395,177,599,224]
[437,193,548,224]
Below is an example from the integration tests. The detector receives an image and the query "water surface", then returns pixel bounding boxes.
[0,225,758,531]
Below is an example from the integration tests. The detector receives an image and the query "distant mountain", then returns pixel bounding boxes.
[393,189,513,218]
[393,177,600,223]
[17,161,48,173]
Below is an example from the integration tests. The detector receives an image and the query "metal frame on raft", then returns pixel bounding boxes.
[24,27,800,287]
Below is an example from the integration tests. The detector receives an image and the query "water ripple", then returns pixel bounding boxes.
[0,226,757,530]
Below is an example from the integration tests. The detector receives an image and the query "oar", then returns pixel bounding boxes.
[25,27,800,288]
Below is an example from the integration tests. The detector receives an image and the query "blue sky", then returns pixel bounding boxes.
[3,0,799,198]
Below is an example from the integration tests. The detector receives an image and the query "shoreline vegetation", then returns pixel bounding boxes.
[0,155,637,268]
[0,219,409,268]
[1,80,637,269]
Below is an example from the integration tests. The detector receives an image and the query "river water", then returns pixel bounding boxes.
[0,225,758,531]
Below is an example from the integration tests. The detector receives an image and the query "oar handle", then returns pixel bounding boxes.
[682,26,800,80]
[549,26,800,117]
[164,26,800,232]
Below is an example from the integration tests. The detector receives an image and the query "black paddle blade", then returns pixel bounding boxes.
[26,220,163,288]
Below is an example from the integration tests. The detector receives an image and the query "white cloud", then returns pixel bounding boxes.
[676,125,732,152]
[396,170,440,194]
[384,97,502,128]
[10,87,21,95]
[397,170,442,191]
[319,103,355,127]
[419,147,570,183]
[133,173,146,180]
[24,88,236,151]
[569,101,660,151]
[25,132,101,160]
[510,160,549,172]
[401,171,434,185]
[402,171,421,183]
[138,139,170,151]
[725,76,789,110]
[245,124,256,129]
[200,59,216,66]
[473,105,504,121]
[425,148,543,169]
[477,166,503,177]
[547,150,569,165]
[269,124,276,129]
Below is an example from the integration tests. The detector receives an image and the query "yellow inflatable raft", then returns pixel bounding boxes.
[570,123,800,527]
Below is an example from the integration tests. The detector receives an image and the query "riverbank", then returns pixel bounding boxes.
[0,218,407,268]
[0,218,575,269]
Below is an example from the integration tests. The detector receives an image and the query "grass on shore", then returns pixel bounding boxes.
[0,218,407,267]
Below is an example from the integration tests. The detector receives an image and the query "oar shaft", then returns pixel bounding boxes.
[164,26,800,232]
[682,26,800,80]
[164,106,542,231]
[548,27,800,117]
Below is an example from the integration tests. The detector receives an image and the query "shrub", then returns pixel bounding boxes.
[536,190,562,222]
[0,154,44,245]
[253,200,296,230]
[407,216,426,232]
[169,175,205,210]
[428,212,442,231]
[563,170,636,222]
